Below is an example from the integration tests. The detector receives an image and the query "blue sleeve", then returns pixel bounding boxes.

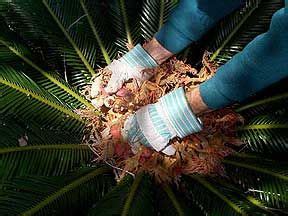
[199,8,288,110]
[155,0,244,54]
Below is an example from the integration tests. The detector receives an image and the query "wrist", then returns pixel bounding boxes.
[185,87,211,115]
[122,44,158,69]
[159,87,203,138]
[143,38,174,65]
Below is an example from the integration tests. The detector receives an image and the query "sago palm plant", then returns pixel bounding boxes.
[0,0,288,215]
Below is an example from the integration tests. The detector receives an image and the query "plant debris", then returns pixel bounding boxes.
[78,56,245,183]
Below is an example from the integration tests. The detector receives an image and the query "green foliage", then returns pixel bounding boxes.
[156,184,204,216]
[140,0,178,40]
[0,18,92,109]
[182,174,281,215]
[238,114,288,153]
[224,154,288,212]
[88,173,155,216]
[0,0,287,215]
[0,114,81,147]
[209,0,284,64]
[0,144,93,180]
[236,92,288,118]
[0,65,84,133]
[0,167,115,216]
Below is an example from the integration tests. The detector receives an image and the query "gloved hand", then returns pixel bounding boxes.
[103,44,158,94]
[122,87,203,155]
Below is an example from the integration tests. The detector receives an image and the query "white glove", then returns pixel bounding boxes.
[122,87,203,156]
[104,44,158,94]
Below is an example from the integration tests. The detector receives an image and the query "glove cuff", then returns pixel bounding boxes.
[159,87,203,138]
[121,44,158,68]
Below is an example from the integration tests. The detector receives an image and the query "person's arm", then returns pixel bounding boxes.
[197,8,288,110]
[154,0,244,54]
[104,0,244,94]
[123,7,288,156]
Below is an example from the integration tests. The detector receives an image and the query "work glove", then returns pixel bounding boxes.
[122,87,203,156]
[103,44,158,94]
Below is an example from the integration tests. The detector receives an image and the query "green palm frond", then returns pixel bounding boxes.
[42,0,97,76]
[3,0,100,88]
[161,185,185,216]
[209,0,284,64]
[157,184,203,216]
[238,114,288,153]
[208,0,261,55]
[183,175,277,215]
[108,0,144,54]
[0,66,84,132]
[140,0,178,40]
[236,92,288,118]
[0,21,94,110]
[0,115,81,148]
[88,173,154,216]
[0,0,287,215]
[224,154,288,211]
[0,167,115,216]
[0,144,92,179]
[79,0,119,65]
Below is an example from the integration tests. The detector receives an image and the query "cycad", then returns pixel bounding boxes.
[0,0,287,215]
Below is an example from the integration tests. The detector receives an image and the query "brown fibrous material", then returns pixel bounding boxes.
[78,55,244,183]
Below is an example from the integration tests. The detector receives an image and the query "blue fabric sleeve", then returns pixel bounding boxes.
[155,0,244,53]
[199,8,288,110]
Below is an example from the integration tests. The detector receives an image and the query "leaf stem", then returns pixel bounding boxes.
[0,78,84,122]
[223,159,288,181]
[42,0,96,76]
[0,144,90,154]
[210,4,258,61]
[121,173,143,216]
[80,0,111,64]
[235,92,288,112]
[191,176,246,215]
[0,39,95,110]
[158,0,164,30]
[163,184,185,216]
[22,167,111,216]
[239,124,288,130]
[119,0,133,46]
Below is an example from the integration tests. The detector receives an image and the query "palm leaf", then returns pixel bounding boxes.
[157,184,200,216]
[80,0,119,65]
[108,0,144,54]
[0,144,92,179]
[42,0,96,77]
[0,167,115,215]
[236,92,288,118]
[224,154,288,211]
[208,0,261,59]
[183,174,279,215]
[0,114,81,147]
[183,175,248,215]
[209,0,284,65]
[0,20,94,110]
[238,114,288,153]
[0,65,84,133]
[2,0,99,88]
[88,173,154,216]
[140,0,178,40]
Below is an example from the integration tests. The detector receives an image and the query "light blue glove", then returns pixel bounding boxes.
[104,44,157,93]
[122,87,203,155]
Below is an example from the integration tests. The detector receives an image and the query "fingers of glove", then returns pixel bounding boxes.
[105,72,125,94]
[123,114,152,150]
[90,76,102,98]
[123,109,176,156]
[161,145,176,156]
